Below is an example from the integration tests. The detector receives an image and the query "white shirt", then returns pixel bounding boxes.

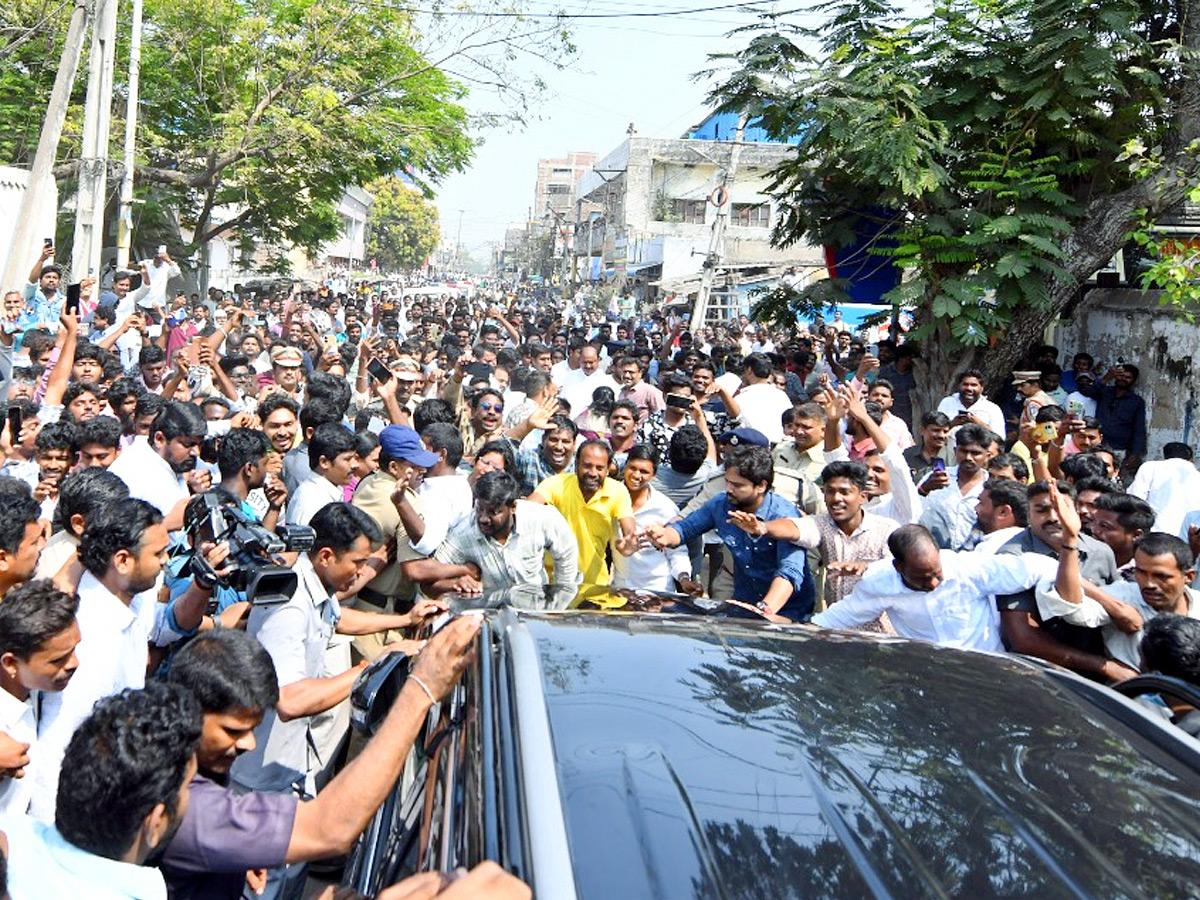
[972,526,1023,556]
[830,442,922,525]
[286,473,345,526]
[107,436,188,517]
[549,360,580,387]
[922,467,987,549]
[3,813,168,900]
[411,474,474,556]
[715,371,742,395]
[1128,458,1200,537]
[935,393,1007,438]
[0,688,38,816]
[733,382,792,444]
[813,550,1058,651]
[1036,580,1200,670]
[561,371,620,417]
[29,573,175,822]
[232,554,339,792]
[1064,390,1097,418]
[879,413,914,450]
[141,258,181,306]
[609,488,691,591]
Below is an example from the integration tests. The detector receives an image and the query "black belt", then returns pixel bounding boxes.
[356,586,390,608]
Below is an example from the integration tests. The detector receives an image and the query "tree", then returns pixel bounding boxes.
[365,175,441,272]
[1,0,572,265]
[708,0,1200,415]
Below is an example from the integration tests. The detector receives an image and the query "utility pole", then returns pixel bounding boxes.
[116,0,144,268]
[0,0,91,292]
[452,208,465,272]
[71,0,120,279]
[690,112,748,334]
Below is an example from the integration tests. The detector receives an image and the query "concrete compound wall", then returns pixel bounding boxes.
[1052,288,1200,458]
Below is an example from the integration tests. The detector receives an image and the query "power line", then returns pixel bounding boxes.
[400,1,768,19]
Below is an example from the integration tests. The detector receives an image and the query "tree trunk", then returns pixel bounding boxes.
[910,146,1200,418]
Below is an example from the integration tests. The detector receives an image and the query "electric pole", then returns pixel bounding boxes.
[691,113,748,333]
[0,0,91,292]
[453,208,465,272]
[72,0,120,279]
[116,0,144,268]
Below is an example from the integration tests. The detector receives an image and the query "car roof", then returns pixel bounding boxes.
[512,612,1200,900]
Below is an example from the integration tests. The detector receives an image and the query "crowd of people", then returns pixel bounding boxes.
[0,242,1196,899]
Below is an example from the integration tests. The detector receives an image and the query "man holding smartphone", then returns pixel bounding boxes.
[141,244,181,309]
[21,243,64,331]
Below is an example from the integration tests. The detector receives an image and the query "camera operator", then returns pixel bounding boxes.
[160,621,479,900]
[228,503,443,898]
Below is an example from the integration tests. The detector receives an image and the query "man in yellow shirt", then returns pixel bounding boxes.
[529,439,639,585]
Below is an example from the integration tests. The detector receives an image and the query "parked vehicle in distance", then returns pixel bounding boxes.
[346,584,1200,899]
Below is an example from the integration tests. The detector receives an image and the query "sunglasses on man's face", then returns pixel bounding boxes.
[478,401,504,414]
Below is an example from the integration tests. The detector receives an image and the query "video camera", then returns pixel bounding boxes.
[184,493,315,605]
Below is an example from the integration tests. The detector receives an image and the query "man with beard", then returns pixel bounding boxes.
[158,622,480,900]
[935,368,1006,439]
[529,440,638,586]
[103,378,142,439]
[646,445,816,621]
[268,346,306,401]
[616,356,664,424]
[918,424,992,550]
[29,499,205,822]
[994,480,1125,681]
[259,393,300,458]
[5,682,202,900]
[406,470,579,594]
[1036,494,1200,671]
[727,460,897,610]
[0,581,80,817]
[109,401,209,531]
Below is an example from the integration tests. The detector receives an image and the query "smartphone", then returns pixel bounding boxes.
[367,359,393,383]
[665,393,693,410]
[43,237,53,247]
[1032,421,1059,444]
[931,458,946,473]
[65,282,81,315]
[7,407,21,440]
[157,244,168,256]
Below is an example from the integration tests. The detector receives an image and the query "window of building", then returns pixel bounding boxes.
[551,167,573,176]
[547,183,572,195]
[672,199,707,224]
[732,202,770,228]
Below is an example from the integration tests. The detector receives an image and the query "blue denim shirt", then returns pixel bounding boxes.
[673,491,815,620]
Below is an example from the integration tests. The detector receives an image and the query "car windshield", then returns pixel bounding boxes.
[525,616,1200,900]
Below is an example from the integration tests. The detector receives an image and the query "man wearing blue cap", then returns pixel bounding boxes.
[350,424,441,658]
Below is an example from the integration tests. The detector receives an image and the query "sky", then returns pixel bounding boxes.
[426,1,823,262]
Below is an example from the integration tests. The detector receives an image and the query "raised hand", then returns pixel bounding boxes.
[1047,477,1081,539]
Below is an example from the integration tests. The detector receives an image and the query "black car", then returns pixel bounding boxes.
[345,584,1200,899]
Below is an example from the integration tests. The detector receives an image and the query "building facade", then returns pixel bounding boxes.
[572,113,824,320]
